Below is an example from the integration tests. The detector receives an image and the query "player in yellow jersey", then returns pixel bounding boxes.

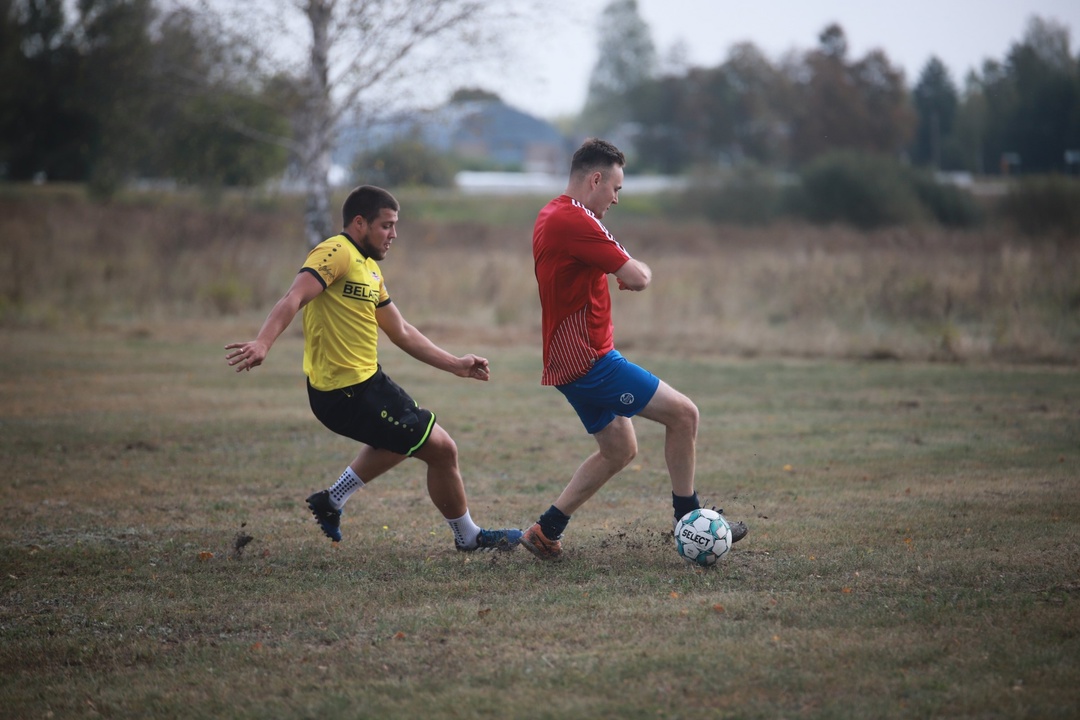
[225,185,521,551]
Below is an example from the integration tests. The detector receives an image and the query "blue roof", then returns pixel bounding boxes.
[335,100,568,169]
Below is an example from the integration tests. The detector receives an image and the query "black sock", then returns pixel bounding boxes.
[672,491,700,521]
[538,505,570,540]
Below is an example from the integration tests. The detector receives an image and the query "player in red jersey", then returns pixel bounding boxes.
[521,138,748,560]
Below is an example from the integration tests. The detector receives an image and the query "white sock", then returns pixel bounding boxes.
[328,467,365,509]
[446,510,481,548]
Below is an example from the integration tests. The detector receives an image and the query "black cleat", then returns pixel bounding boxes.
[714,507,748,543]
[726,519,749,544]
[306,490,342,542]
[674,506,749,544]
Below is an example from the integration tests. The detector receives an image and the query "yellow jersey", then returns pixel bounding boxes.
[300,233,390,390]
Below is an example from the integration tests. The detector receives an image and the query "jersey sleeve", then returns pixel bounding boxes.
[301,237,352,288]
[565,216,631,274]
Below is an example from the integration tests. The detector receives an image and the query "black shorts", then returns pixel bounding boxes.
[307,368,436,456]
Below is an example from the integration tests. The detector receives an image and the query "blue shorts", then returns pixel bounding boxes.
[556,350,660,434]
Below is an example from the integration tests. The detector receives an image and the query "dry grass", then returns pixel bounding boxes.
[1,186,1078,365]
[1,323,1078,719]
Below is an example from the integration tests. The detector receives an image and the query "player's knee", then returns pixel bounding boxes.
[420,428,458,467]
[662,394,698,436]
[603,439,637,469]
[436,435,459,465]
[682,398,699,435]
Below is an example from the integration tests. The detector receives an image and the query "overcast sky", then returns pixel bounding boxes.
[470,0,1080,119]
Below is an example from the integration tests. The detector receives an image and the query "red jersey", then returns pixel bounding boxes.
[533,195,632,385]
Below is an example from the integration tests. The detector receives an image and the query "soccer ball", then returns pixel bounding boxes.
[674,508,732,566]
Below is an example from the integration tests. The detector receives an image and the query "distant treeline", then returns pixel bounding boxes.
[616,20,1080,179]
[1,1,1078,198]
[0,0,290,196]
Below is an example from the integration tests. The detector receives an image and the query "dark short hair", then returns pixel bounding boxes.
[342,185,399,226]
[569,138,625,177]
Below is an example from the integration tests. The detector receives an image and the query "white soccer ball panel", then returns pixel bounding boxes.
[675,508,731,566]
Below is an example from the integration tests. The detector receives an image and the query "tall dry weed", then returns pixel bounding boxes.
[0,189,303,327]
[1,189,1077,363]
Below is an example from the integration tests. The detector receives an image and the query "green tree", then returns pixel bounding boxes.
[970,59,1018,174]
[449,87,502,103]
[139,7,288,188]
[788,24,915,166]
[581,0,656,135]
[75,0,158,197]
[950,70,990,174]
[0,0,88,181]
[1004,17,1079,173]
[0,0,286,193]
[625,74,690,173]
[956,16,1080,175]
[911,57,959,169]
[720,43,793,167]
[628,42,791,173]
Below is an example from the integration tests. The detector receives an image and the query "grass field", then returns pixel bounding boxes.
[1,323,1077,719]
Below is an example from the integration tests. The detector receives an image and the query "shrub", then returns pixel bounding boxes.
[795,152,926,229]
[911,173,983,228]
[675,165,787,225]
[793,152,983,230]
[997,175,1080,238]
[352,139,456,188]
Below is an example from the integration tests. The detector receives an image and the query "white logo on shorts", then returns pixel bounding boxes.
[620,392,635,405]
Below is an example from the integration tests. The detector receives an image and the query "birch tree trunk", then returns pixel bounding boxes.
[299,0,333,246]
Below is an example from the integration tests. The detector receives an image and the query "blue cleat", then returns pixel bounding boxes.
[456,527,523,552]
